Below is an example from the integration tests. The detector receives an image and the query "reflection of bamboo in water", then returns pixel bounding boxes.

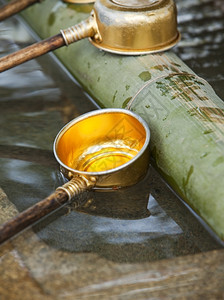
[0,94,80,123]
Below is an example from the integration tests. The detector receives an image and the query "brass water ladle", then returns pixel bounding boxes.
[0,0,180,72]
[0,0,95,22]
[0,108,150,244]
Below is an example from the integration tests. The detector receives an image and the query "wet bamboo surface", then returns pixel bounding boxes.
[0,0,224,299]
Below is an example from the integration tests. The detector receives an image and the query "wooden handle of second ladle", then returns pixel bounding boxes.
[0,14,97,72]
[0,0,40,22]
[0,33,65,72]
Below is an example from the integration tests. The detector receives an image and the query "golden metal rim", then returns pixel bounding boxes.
[110,0,166,10]
[63,0,95,3]
[53,108,150,177]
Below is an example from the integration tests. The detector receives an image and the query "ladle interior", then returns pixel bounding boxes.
[56,111,146,174]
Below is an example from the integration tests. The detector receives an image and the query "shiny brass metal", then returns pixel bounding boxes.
[63,0,95,3]
[90,0,180,54]
[54,109,150,191]
[61,13,101,45]
[57,175,96,201]
[61,0,180,55]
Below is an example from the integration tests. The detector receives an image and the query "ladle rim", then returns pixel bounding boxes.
[53,108,150,177]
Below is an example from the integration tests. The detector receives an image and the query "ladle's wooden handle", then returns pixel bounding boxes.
[0,176,96,244]
[0,0,40,21]
[0,189,68,245]
[0,34,65,72]
[0,14,97,73]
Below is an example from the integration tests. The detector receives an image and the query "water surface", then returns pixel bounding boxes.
[0,0,223,265]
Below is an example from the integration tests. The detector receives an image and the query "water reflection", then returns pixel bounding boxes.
[34,165,221,263]
[0,157,57,211]
[89,195,182,244]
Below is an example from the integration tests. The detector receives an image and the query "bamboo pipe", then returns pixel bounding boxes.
[0,0,41,21]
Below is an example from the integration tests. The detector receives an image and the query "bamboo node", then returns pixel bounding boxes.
[126,72,209,110]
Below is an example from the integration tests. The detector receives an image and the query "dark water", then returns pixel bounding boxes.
[0,0,223,263]
[175,0,224,100]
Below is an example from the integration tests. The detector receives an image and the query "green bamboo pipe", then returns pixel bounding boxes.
[6,0,224,240]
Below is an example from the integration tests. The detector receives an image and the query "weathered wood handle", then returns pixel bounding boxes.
[0,0,40,21]
[0,176,95,244]
[0,15,97,72]
[0,34,65,72]
[0,190,68,245]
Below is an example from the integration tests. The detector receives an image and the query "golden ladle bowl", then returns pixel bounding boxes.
[62,0,179,55]
[90,0,180,54]
[0,109,150,244]
[54,109,150,192]
[61,0,180,55]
